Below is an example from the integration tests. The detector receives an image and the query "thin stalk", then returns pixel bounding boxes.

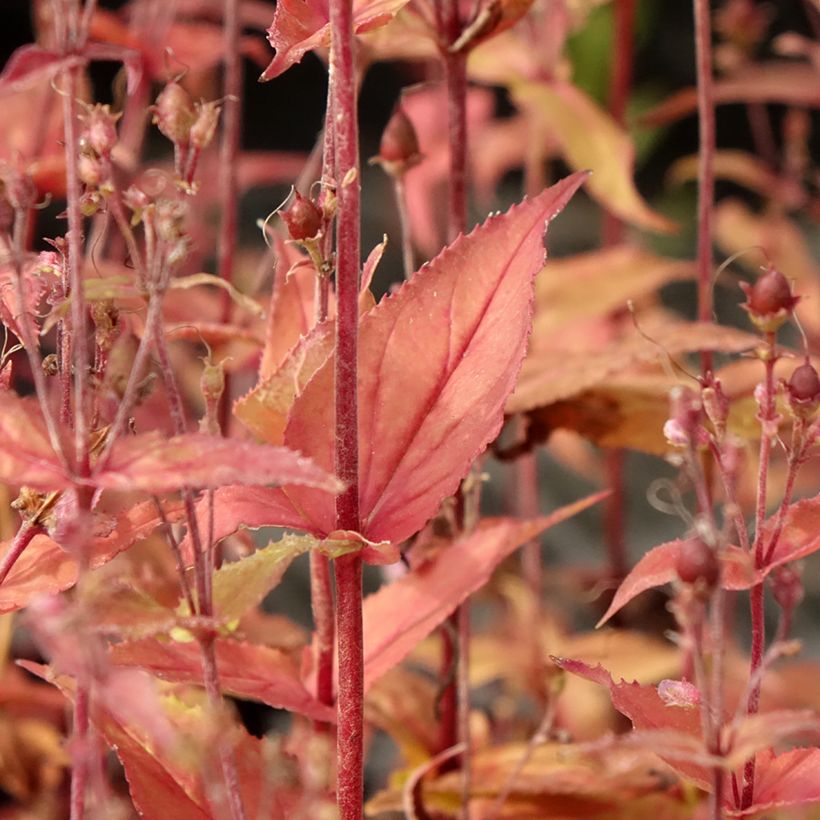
[742,336,778,808]
[393,175,415,279]
[693,0,716,374]
[328,0,363,812]
[62,64,91,476]
[70,676,91,820]
[152,321,246,820]
[216,0,243,435]
[0,522,44,587]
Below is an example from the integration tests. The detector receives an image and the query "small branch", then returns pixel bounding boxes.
[393,175,415,279]
[693,0,716,374]
[0,521,44,587]
[70,676,91,820]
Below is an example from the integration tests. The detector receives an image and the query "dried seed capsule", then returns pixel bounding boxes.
[740,267,799,332]
[379,107,420,165]
[675,537,719,588]
[281,190,322,241]
[190,101,221,150]
[786,360,820,418]
[81,104,120,158]
[152,82,195,145]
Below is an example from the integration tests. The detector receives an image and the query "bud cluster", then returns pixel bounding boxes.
[77,104,121,215]
[152,82,222,192]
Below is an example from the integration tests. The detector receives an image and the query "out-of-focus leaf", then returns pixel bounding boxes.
[513,81,676,234]
[0,394,67,491]
[96,432,341,494]
[285,175,587,543]
[363,495,606,689]
[110,638,335,723]
[260,0,411,80]
[642,62,820,126]
[0,45,73,92]
[510,320,758,415]
[668,151,785,202]
[169,273,264,319]
[0,535,75,613]
[532,245,695,337]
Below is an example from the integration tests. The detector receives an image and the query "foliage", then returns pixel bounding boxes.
[0,0,818,818]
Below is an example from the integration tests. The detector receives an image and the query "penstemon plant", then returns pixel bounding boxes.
[0,0,819,818]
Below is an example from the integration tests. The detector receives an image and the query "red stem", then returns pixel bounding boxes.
[70,677,91,820]
[693,0,716,373]
[742,339,778,808]
[0,521,44,587]
[328,0,363,812]
[216,0,243,435]
[62,64,91,476]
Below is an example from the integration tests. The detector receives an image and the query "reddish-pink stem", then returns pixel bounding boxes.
[742,339,778,808]
[216,0,243,435]
[329,0,363,812]
[61,64,91,476]
[693,0,716,374]
[70,677,91,820]
[0,521,44,587]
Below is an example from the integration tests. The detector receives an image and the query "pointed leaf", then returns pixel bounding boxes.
[209,533,317,621]
[110,638,335,723]
[363,493,606,689]
[285,174,587,543]
[96,433,341,494]
[513,81,676,234]
[730,748,820,815]
[261,0,411,80]
[554,658,709,788]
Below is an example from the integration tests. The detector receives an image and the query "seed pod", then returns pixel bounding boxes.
[740,267,799,332]
[281,190,322,241]
[786,359,820,418]
[152,82,195,145]
[378,107,421,167]
[82,104,121,157]
[675,537,719,589]
[772,564,804,613]
[190,101,221,150]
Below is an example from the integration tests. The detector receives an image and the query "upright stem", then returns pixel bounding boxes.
[62,65,91,476]
[693,0,716,373]
[742,336,777,808]
[216,0,243,434]
[328,0,363,812]
[70,678,91,820]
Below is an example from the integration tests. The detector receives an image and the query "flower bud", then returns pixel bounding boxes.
[772,564,803,613]
[676,537,719,589]
[786,360,820,418]
[740,267,799,332]
[81,104,120,157]
[152,82,195,145]
[376,106,421,172]
[78,152,105,188]
[281,190,322,241]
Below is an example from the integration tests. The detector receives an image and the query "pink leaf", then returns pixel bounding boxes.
[599,493,820,625]
[95,432,341,494]
[0,393,68,491]
[110,638,335,723]
[731,747,820,814]
[363,493,606,689]
[284,173,587,543]
[0,45,69,92]
[554,657,709,788]
[260,0,411,80]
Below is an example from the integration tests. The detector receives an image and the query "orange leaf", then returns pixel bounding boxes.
[362,494,606,689]
[110,638,335,723]
[260,0,411,80]
[284,174,587,543]
[513,81,677,234]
